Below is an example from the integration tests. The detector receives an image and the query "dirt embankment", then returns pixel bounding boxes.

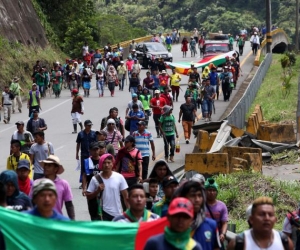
[0,0,47,47]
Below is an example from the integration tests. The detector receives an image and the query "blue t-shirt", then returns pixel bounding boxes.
[209,72,218,86]
[128,110,145,132]
[23,207,70,221]
[193,218,219,250]
[76,130,97,157]
[151,74,160,89]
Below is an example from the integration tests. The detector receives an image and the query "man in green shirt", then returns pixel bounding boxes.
[10,77,23,114]
[228,34,234,51]
[236,34,245,56]
[34,68,46,98]
[159,105,178,163]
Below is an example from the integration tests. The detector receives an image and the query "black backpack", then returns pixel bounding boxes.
[235,231,289,250]
[222,73,230,86]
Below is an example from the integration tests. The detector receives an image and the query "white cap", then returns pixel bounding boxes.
[161,70,166,73]
[107,118,115,124]
[254,32,257,35]
[154,90,160,94]
[120,61,124,63]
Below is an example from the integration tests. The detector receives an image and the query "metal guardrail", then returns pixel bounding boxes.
[226,53,273,129]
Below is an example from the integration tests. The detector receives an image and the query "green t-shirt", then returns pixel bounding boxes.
[139,95,151,110]
[10,82,20,96]
[35,73,45,86]
[229,37,234,45]
[160,114,175,136]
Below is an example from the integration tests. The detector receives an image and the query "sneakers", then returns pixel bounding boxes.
[18,108,22,113]
[186,140,189,144]
[157,134,161,138]
[169,156,175,162]
[205,118,209,122]
[165,157,169,162]
[72,131,77,134]
[209,117,212,121]
[3,119,7,124]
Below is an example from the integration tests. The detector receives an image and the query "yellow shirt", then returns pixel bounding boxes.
[170,73,181,87]
[7,153,33,179]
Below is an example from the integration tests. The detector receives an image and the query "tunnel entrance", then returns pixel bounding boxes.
[272,42,287,53]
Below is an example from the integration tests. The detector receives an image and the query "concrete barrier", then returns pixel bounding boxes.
[243,153,262,172]
[257,123,296,143]
[185,153,229,174]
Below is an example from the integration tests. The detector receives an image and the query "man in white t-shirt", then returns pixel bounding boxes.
[86,153,128,221]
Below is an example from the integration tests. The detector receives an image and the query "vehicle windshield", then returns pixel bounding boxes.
[205,44,229,53]
[145,43,167,52]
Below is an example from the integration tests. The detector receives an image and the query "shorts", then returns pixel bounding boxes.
[71,112,81,124]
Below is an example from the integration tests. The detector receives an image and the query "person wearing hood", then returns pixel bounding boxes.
[174,181,220,250]
[202,66,210,79]
[139,87,152,127]
[147,159,174,198]
[0,170,32,211]
[159,105,178,163]
[106,64,118,97]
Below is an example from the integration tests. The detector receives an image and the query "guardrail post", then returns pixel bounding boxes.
[297,74,300,141]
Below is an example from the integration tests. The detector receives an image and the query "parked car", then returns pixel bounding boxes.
[135,42,173,68]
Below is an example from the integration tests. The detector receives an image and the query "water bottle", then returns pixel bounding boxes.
[175,140,180,153]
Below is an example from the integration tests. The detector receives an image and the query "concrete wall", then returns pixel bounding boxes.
[0,0,48,47]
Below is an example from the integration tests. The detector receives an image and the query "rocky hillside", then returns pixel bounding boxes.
[0,0,47,47]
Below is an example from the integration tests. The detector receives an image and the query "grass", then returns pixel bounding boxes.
[214,172,300,232]
[0,36,66,92]
[248,53,300,123]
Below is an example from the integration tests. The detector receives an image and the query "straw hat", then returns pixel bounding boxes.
[39,155,64,174]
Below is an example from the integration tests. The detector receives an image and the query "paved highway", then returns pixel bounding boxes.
[0,42,254,220]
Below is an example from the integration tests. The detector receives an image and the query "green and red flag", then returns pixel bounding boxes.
[166,51,237,75]
[0,207,168,250]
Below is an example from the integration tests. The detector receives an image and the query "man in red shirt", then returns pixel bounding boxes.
[150,90,166,138]
[160,87,173,108]
[158,70,169,92]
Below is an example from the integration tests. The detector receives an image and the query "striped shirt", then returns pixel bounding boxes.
[132,130,153,157]
[113,211,160,223]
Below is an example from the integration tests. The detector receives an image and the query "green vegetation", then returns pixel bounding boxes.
[0,36,66,90]
[214,172,300,232]
[32,0,296,56]
[249,53,300,123]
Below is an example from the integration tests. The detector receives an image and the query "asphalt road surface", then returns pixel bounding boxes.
[0,42,255,220]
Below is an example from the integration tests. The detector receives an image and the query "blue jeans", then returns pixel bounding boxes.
[38,85,45,97]
[163,135,175,157]
[202,99,213,115]
[97,80,104,95]
[130,87,137,94]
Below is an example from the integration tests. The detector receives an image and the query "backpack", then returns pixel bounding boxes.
[222,73,230,86]
[118,147,141,177]
[9,92,15,100]
[235,231,289,250]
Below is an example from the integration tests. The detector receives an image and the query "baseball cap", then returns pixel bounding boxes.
[138,121,146,126]
[72,88,78,94]
[161,70,166,73]
[132,93,137,98]
[90,142,100,150]
[32,83,37,86]
[204,178,218,191]
[17,159,31,170]
[162,175,179,188]
[32,179,57,198]
[191,173,205,184]
[168,197,194,218]
[84,120,93,126]
[125,135,135,143]
[120,61,124,63]
[107,118,115,124]
[32,109,39,113]
[154,90,160,94]
[15,121,24,125]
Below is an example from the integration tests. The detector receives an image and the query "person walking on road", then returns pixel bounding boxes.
[159,105,179,163]
[236,34,245,56]
[27,83,41,118]
[126,104,145,135]
[150,90,166,138]
[101,107,125,137]
[220,66,233,102]
[11,121,34,155]
[76,120,97,187]
[113,184,160,223]
[178,96,198,144]
[29,131,54,180]
[228,197,293,250]
[103,118,123,156]
[26,109,47,135]
[10,77,23,113]
[24,179,69,220]
[125,93,144,116]
[7,140,33,179]
[145,197,202,250]
[2,86,13,124]
[170,68,181,102]
[71,88,84,134]
[86,154,129,221]
[132,121,156,180]
[250,32,260,56]
[201,79,216,122]
[107,64,118,97]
